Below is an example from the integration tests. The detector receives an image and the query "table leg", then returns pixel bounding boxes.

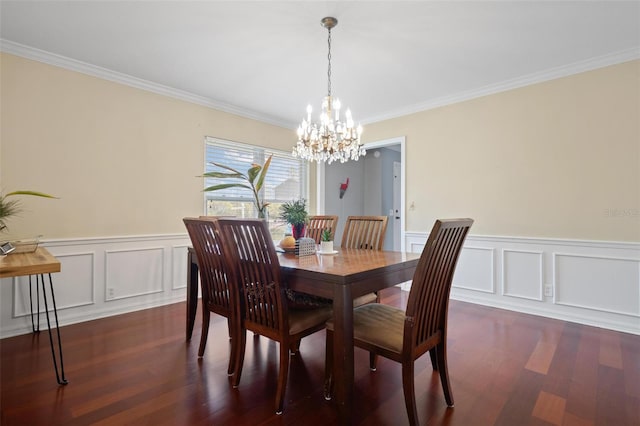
[186,249,199,340]
[40,273,68,385]
[333,284,354,424]
[29,275,40,332]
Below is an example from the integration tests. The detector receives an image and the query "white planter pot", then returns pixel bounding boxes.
[320,241,334,253]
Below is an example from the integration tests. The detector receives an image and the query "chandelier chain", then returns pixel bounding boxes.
[327,27,332,97]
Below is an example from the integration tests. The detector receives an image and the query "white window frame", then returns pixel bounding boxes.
[203,137,308,226]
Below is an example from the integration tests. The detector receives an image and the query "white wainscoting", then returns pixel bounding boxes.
[405,232,640,336]
[2,233,638,338]
[0,234,192,338]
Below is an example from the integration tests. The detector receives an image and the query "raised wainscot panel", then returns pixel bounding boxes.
[453,246,495,293]
[502,249,543,301]
[105,247,164,300]
[172,245,190,290]
[13,252,95,317]
[554,253,640,317]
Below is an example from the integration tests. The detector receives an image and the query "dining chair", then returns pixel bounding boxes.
[182,217,237,376]
[340,215,389,250]
[340,215,389,304]
[324,218,473,426]
[216,218,333,415]
[306,215,339,244]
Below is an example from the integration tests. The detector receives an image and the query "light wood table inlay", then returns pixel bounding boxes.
[0,247,61,278]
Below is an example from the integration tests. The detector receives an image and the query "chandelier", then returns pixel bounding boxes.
[293,17,365,164]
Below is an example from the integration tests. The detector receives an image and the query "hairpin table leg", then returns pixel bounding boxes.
[39,273,68,385]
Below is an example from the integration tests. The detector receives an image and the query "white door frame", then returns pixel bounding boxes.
[392,160,402,251]
[316,136,406,250]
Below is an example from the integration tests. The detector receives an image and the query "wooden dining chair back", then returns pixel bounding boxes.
[340,215,389,304]
[216,218,332,414]
[340,215,388,250]
[325,218,473,426]
[306,215,339,244]
[182,217,237,375]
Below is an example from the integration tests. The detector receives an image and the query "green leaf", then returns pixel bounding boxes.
[203,183,252,192]
[208,162,244,175]
[201,171,243,179]
[6,190,58,199]
[254,155,272,192]
[247,165,261,184]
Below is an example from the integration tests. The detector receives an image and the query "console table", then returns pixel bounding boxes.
[0,247,68,385]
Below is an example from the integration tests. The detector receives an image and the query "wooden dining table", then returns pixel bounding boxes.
[185,246,420,424]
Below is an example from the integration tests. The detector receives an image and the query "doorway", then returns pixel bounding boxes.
[317,136,406,251]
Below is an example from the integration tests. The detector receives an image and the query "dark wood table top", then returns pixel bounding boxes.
[278,248,420,276]
[278,248,420,299]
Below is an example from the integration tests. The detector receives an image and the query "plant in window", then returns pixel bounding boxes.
[202,155,272,219]
[279,199,308,239]
[0,190,58,231]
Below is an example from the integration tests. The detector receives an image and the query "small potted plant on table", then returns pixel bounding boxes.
[320,228,334,253]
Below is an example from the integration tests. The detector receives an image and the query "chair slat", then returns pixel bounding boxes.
[307,215,338,244]
[340,216,388,250]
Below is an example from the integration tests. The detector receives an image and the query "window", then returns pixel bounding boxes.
[204,137,308,241]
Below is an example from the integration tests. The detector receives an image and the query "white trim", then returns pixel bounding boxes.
[501,249,544,301]
[362,48,640,124]
[405,231,640,335]
[315,136,406,247]
[552,252,640,317]
[316,162,326,214]
[5,40,636,129]
[2,232,638,338]
[363,137,406,249]
[453,246,496,294]
[0,39,290,128]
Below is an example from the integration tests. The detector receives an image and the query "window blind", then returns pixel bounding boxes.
[204,137,308,216]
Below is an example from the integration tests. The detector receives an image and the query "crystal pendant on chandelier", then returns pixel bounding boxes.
[293,17,365,164]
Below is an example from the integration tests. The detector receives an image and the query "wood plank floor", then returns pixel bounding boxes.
[2,288,639,425]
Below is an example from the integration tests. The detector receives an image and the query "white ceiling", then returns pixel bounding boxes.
[1,1,639,129]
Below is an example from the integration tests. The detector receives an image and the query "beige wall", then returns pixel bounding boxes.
[1,53,295,238]
[363,60,640,242]
[2,53,638,242]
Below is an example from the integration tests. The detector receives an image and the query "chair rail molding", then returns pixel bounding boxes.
[2,232,638,337]
[405,232,640,335]
[0,233,192,338]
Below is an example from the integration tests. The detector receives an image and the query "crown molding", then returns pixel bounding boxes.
[0,39,292,129]
[362,47,640,124]
[2,39,638,128]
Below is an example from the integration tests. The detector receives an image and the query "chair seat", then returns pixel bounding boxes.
[327,303,405,354]
[289,305,332,335]
[353,292,378,307]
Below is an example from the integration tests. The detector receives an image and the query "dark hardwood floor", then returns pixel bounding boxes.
[1,288,639,425]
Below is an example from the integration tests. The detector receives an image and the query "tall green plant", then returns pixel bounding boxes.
[202,155,273,218]
[0,190,58,231]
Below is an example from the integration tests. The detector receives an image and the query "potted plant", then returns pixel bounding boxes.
[0,190,58,232]
[279,199,308,240]
[201,155,272,219]
[320,228,333,253]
